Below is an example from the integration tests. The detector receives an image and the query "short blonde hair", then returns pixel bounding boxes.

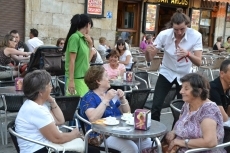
[99,37,106,43]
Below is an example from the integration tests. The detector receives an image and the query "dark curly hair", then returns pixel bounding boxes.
[84,66,105,90]
[180,73,209,100]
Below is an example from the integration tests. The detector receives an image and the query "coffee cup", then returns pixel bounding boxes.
[123,113,132,120]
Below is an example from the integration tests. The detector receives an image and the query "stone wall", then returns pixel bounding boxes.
[25,0,118,47]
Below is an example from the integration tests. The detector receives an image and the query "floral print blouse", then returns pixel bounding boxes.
[174,101,225,153]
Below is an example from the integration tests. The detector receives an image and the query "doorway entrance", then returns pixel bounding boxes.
[157,6,186,33]
[116,0,142,47]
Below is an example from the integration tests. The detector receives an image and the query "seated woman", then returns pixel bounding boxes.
[89,37,103,64]
[0,34,31,78]
[103,49,125,80]
[166,73,225,152]
[56,38,65,51]
[213,36,226,51]
[15,70,81,153]
[116,39,133,71]
[224,36,230,53]
[80,66,152,153]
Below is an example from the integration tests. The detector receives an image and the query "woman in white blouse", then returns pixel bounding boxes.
[116,39,133,71]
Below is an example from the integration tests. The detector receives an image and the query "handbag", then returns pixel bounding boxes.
[141,137,179,153]
[48,137,85,153]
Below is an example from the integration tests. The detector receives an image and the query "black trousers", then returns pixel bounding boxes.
[151,74,182,121]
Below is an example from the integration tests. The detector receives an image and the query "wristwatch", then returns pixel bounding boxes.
[185,139,190,149]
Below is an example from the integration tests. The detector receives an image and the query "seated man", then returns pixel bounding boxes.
[10,30,29,52]
[210,59,230,122]
[26,28,44,52]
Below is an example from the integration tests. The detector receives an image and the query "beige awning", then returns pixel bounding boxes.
[204,0,229,3]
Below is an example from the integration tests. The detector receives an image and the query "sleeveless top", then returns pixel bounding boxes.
[213,43,218,50]
[0,47,11,66]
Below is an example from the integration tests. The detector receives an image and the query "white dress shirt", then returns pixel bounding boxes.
[27,37,44,52]
[153,28,203,85]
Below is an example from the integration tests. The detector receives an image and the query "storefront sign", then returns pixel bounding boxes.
[85,0,105,18]
[157,0,189,6]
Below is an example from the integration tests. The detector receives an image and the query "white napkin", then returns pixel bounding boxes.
[112,95,119,104]
[111,127,133,132]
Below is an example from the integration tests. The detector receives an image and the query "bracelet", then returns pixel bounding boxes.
[187,51,190,57]
[120,102,128,106]
[102,101,108,107]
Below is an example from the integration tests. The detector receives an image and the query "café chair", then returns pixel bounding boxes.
[224,126,230,152]
[55,96,80,127]
[57,75,65,96]
[199,56,226,81]
[184,142,230,153]
[0,94,24,145]
[8,120,85,153]
[127,89,151,113]
[137,57,162,76]
[76,109,120,153]
[170,99,184,128]
[0,65,14,81]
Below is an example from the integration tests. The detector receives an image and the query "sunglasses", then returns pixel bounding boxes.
[118,44,124,46]
[60,42,65,45]
[10,39,16,43]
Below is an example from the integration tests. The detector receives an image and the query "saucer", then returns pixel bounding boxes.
[103,120,119,125]
[126,120,134,126]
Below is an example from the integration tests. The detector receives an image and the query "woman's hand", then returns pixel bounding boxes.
[168,139,177,151]
[166,131,176,143]
[47,96,55,104]
[117,89,125,100]
[105,89,117,101]
[68,79,76,95]
[71,128,82,138]
[84,34,93,48]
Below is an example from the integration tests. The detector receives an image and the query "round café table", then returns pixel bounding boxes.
[0,86,24,96]
[91,117,167,153]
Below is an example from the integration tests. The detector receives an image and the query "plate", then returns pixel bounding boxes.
[103,120,119,125]
[121,116,128,120]
[126,120,134,126]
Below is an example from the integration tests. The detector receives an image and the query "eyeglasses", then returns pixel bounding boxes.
[60,42,65,45]
[118,44,124,46]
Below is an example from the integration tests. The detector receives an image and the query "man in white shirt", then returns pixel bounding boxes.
[26,28,44,52]
[147,8,203,122]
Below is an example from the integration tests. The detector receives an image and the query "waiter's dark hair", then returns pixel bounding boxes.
[165,8,190,28]
[63,14,93,52]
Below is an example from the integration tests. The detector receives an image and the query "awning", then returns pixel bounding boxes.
[204,0,229,3]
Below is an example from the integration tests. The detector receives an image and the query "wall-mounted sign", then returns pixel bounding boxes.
[157,0,189,6]
[106,11,112,19]
[85,0,105,18]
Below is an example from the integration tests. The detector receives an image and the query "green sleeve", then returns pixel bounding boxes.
[67,35,79,53]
